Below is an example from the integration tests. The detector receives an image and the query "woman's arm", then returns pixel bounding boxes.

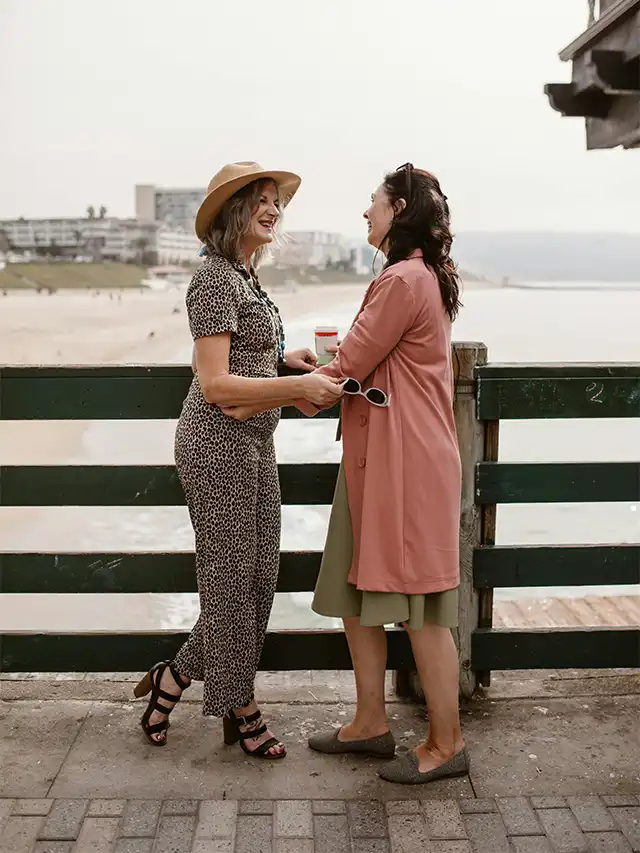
[315,274,416,382]
[220,397,302,421]
[294,399,321,417]
[196,334,299,405]
[196,334,343,409]
[221,397,323,421]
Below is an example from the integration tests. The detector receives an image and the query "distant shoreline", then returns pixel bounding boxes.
[503,280,640,291]
[8,261,638,294]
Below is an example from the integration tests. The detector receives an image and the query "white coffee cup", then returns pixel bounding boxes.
[314,326,339,366]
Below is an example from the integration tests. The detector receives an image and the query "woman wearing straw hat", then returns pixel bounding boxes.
[133,162,343,758]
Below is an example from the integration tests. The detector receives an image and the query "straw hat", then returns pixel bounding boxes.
[195,161,301,241]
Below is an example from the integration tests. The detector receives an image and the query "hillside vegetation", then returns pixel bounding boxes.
[0,263,147,290]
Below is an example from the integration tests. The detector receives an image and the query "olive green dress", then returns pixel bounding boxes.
[312,460,459,629]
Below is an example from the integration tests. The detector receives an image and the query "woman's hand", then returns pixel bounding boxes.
[284,348,317,372]
[325,339,342,356]
[298,373,344,408]
[219,404,257,422]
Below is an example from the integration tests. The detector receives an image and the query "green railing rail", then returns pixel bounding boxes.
[470,359,640,686]
[1,345,639,695]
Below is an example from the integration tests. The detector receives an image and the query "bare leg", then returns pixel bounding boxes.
[339,616,389,741]
[407,623,464,771]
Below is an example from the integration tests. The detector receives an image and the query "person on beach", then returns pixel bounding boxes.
[134,162,343,758]
[307,164,468,785]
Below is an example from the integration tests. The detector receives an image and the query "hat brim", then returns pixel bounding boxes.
[195,170,301,241]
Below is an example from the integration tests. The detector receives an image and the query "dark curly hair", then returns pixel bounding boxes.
[381,164,462,321]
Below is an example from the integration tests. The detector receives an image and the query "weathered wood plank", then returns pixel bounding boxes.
[4,627,637,673]
[0,630,413,672]
[1,374,191,420]
[0,551,323,593]
[477,376,640,420]
[0,367,338,420]
[545,82,612,119]
[493,594,640,630]
[476,462,640,504]
[0,366,195,378]
[455,343,487,698]
[5,364,639,420]
[592,48,640,90]
[0,463,339,506]
[475,363,640,379]
[558,0,640,62]
[472,626,640,669]
[474,544,640,588]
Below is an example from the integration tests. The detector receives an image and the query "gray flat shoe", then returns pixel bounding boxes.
[379,747,469,785]
[308,728,396,758]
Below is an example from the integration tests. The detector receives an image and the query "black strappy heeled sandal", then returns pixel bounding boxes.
[134,660,190,747]
[223,708,287,760]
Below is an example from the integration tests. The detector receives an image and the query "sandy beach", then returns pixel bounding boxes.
[0,283,367,367]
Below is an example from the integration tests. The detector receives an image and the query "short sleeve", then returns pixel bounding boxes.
[185,260,241,340]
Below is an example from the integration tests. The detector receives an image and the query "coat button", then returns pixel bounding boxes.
[360,415,368,427]
[358,457,366,468]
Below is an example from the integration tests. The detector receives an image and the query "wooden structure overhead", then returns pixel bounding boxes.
[545,0,640,149]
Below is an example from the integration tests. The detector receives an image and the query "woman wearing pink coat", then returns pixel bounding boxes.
[308,164,467,785]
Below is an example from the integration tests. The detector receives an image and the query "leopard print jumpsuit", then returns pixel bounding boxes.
[173,252,284,717]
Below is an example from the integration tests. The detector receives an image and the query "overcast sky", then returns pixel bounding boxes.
[1,0,639,237]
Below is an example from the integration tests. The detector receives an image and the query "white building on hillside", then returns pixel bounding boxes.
[155,227,201,265]
[273,231,349,268]
[0,217,200,265]
[348,242,377,276]
[136,185,205,232]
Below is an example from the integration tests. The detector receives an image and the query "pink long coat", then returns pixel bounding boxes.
[317,250,461,594]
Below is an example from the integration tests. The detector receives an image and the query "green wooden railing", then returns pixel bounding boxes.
[471,360,640,681]
[1,346,639,691]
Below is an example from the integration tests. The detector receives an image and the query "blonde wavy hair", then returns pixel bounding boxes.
[201,178,282,268]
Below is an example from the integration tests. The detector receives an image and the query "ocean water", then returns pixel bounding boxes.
[2,284,639,633]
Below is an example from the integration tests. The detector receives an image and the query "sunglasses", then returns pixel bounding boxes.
[396,162,414,200]
[343,377,390,407]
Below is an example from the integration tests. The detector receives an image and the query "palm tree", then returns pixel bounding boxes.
[99,205,107,219]
[87,206,95,220]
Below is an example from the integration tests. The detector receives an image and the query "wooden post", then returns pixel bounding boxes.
[453,342,488,698]
[394,341,488,702]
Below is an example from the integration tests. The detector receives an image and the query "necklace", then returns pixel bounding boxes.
[248,272,286,365]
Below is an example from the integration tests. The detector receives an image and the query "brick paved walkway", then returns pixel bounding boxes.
[0,796,639,853]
